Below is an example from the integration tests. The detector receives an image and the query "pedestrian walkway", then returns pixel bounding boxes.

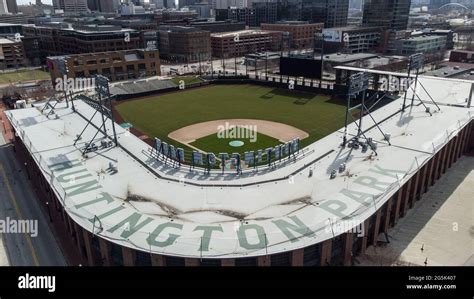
[358,155,474,266]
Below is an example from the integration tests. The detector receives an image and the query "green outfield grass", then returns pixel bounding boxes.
[0,69,50,84]
[115,84,348,154]
[191,128,280,154]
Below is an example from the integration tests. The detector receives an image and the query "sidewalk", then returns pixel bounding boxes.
[0,131,10,266]
[0,103,85,266]
[358,155,474,266]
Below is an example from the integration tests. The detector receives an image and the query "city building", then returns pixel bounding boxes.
[0,23,23,37]
[22,24,140,62]
[6,0,18,14]
[214,0,247,9]
[0,13,32,24]
[120,3,146,14]
[449,50,474,63]
[322,26,383,54]
[216,2,278,27]
[178,0,200,8]
[103,18,158,31]
[162,10,199,22]
[87,0,120,12]
[379,29,411,54]
[189,20,246,33]
[0,37,26,69]
[47,48,161,82]
[52,0,89,14]
[187,3,212,19]
[395,35,447,55]
[0,0,9,14]
[157,25,211,63]
[211,29,282,58]
[261,21,324,50]
[278,0,349,28]
[363,0,411,30]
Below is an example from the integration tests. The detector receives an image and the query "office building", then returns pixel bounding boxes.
[22,24,140,61]
[363,0,411,30]
[0,37,26,69]
[261,21,324,50]
[158,26,211,63]
[53,0,89,14]
[6,0,18,14]
[87,0,120,12]
[278,0,349,28]
[0,0,8,14]
[216,2,278,27]
[395,35,447,55]
[211,29,282,58]
[190,20,246,33]
[322,26,383,54]
[47,48,161,82]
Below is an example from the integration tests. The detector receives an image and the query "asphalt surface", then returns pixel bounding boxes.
[0,132,67,266]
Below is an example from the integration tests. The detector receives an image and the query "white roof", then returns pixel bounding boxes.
[5,76,473,259]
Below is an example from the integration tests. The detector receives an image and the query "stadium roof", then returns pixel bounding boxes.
[5,76,473,259]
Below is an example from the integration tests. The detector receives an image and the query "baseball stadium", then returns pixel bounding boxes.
[4,70,474,266]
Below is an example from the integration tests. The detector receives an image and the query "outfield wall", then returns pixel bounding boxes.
[112,76,336,101]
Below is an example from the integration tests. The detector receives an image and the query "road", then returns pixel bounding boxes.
[0,126,67,266]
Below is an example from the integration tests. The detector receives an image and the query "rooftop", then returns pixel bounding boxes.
[424,66,474,78]
[211,30,274,38]
[314,52,378,64]
[5,75,473,259]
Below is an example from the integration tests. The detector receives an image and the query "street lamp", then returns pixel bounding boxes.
[24,162,30,180]
[46,201,52,222]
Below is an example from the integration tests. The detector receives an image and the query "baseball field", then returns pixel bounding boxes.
[115,84,348,157]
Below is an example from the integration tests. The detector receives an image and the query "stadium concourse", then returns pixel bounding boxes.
[4,74,474,266]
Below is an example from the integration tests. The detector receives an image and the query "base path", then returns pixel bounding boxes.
[168,119,309,144]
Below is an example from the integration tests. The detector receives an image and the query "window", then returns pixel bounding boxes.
[303,244,321,266]
[91,236,101,265]
[165,256,185,266]
[235,257,258,266]
[135,251,152,266]
[330,235,344,266]
[270,252,291,266]
[200,259,221,267]
[110,243,123,266]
